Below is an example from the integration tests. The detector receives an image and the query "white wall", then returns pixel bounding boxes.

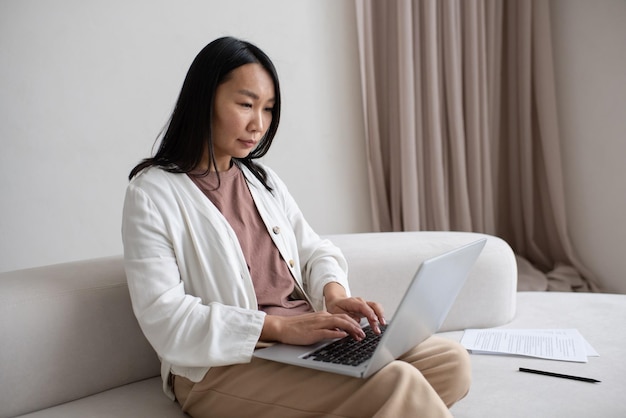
[551,0,626,293]
[0,0,372,272]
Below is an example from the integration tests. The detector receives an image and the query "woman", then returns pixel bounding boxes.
[122,36,470,417]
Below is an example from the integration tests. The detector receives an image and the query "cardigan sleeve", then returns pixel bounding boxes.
[121,180,265,369]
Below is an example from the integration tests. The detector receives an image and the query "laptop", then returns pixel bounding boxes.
[253,238,486,378]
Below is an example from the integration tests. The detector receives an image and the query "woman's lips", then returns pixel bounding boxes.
[239,139,257,148]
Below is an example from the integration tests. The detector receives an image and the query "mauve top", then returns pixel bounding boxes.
[189,164,313,316]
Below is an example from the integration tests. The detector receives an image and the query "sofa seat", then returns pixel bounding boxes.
[447,291,626,418]
[16,378,185,418]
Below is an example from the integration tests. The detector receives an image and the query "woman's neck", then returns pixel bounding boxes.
[196,155,233,173]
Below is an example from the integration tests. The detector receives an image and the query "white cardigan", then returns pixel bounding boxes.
[121,164,350,399]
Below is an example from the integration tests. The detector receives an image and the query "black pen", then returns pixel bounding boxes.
[518,367,601,383]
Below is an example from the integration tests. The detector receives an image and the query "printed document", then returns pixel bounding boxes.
[460,329,598,363]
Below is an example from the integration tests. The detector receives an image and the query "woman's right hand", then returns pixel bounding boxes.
[260,311,366,346]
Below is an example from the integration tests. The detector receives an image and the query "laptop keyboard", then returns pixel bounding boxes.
[303,324,387,367]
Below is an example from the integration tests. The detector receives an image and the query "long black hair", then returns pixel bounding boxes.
[129,36,281,191]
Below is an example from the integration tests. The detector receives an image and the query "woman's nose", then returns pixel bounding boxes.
[249,110,265,133]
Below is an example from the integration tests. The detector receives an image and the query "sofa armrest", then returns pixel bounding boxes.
[325,231,517,332]
[0,257,160,418]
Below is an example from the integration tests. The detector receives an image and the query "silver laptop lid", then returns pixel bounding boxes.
[363,238,486,377]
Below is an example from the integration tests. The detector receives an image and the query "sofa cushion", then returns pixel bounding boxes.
[15,377,186,418]
[0,257,160,417]
[327,231,517,331]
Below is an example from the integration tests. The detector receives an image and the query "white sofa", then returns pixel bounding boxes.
[1,231,623,417]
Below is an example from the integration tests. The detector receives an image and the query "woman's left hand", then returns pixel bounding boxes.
[324,283,386,334]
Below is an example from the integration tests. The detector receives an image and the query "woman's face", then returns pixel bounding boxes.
[210,63,275,171]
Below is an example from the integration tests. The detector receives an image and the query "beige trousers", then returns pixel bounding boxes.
[174,336,470,418]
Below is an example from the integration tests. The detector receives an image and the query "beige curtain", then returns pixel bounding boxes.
[355,0,599,292]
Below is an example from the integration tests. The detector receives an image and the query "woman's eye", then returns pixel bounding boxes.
[239,103,253,108]
[264,107,274,113]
